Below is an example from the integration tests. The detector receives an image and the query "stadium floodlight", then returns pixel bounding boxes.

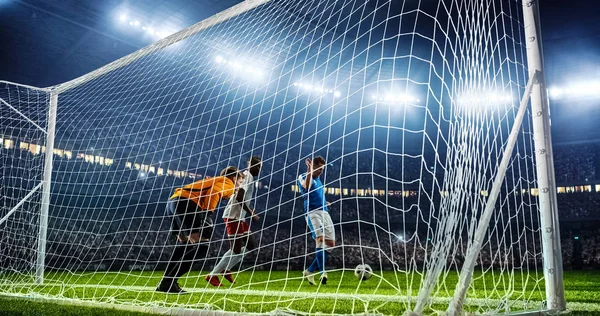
[548,87,562,98]
[128,21,134,26]
[134,20,140,26]
[456,92,512,107]
[373,93,416,104]
[214,55,266,79]
[119,14,127,22]
[548,81,600,99]
[0,0,564,315]
[294,82,338,97]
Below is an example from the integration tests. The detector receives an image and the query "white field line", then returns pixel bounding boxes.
[3,283,599,311]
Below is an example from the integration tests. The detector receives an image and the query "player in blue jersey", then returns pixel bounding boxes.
[298,156,335,285]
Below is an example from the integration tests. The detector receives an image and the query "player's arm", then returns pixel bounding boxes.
[301,158,313,191]
[236,188,259,222]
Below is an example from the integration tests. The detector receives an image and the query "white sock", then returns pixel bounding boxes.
[225,247,246,271]
[211,249,233,275]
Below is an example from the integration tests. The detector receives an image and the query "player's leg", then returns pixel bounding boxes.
[206,220,247,285]
[224,232,254,272]
[303,212,324,285]
[312,212,329,275]
[207,235,237,286]
[319,211,336,285]
[175,238,209,279]
[159,240,189,293]
[178,211,214,285]
[218,235,244,284]
[160,207,213,292]
[158,199,189,293]
[222,222,252,283]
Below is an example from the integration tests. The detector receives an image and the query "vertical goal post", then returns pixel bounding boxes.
[522,0,565,311]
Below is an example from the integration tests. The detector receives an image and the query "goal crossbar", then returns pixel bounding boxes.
[52,0,272,94]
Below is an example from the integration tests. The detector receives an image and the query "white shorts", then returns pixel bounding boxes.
[306,210,335,241]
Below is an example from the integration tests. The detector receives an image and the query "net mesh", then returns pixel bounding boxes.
[0,84,48,278]
[0,0,551,314]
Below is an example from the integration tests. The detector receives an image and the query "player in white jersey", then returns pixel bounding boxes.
[206,156,262,286]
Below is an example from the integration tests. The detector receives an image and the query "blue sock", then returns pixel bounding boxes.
[308,257,319,273]
[308,248,321,273]
[316,248,329,274]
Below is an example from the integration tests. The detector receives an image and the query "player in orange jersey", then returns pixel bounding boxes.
[156,166,244,293]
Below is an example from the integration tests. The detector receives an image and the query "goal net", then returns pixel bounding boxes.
[0,0,561,314]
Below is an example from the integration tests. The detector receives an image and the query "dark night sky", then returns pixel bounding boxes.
[0,0,598,143]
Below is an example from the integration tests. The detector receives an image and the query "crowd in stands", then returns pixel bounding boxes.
[2,142,600,275]
[553,143,598,183]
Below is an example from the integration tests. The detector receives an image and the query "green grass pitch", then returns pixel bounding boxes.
[1,270,600,315]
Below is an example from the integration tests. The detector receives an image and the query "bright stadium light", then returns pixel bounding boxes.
[548,81,600,99]
[134,20,140,26]
[373,92,417,104]
[548,87,562,98]
[213,55,267,81]
[230,62,242,70]
[128,21,134,26]
[456,92,512,107]
[119,14,127,22]
[293,81,339,97]
[569,82,600,96]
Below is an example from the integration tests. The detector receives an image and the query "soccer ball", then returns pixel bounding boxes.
[354,264,372,280]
